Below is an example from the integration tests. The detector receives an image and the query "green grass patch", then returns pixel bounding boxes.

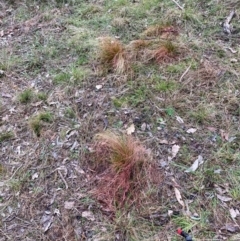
[37,92,48,101]
[53,66,90,85]
[38,112,53,123]
[53,72,72,84]
[153,79,177,92]
[18,89,33,104]
[64,107,75,119]
[29,118,42,137]
[0,131,14,143]
[190,105,214,124]
[29,112,53,137]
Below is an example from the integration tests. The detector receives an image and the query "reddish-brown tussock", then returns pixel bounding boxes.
[143,25,178,38]
[128,39,149,50]
[98,37,128,73]
[90,132,161,210]
[151,41,178,63]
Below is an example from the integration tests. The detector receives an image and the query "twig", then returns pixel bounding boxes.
[171,0,184,10]
[4,165,23,183]
[179,64,191,82]
[223,10,236,34]
[58,170,68,189]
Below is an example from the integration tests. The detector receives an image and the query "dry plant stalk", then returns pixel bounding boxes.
[91,132,160,210]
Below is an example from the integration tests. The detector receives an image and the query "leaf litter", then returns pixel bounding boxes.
[185,155,204,173]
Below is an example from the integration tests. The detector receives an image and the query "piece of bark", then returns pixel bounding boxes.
[223,10,236,34]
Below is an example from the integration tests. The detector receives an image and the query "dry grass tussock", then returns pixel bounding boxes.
[97,26,179,74]
[142,24,178,39]
[147,40,178,63]
[196,60,222,82]
[98,36,180,73]
[182,60,223,89]
[128,39,150,50]
[98,37,128,74]
[90,131,161,210]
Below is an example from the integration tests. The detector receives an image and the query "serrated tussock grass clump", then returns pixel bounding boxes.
[29,118,42,137]
[98,37,128,74]
[0,131,14,143]
[142,24,178,39]
[18,89,33,104]
[128,39,149,50]
[152,41,178,63]
[91,131,161,210]
[29,112,53,137]
[37,92,48,101]
[38,111,53,123]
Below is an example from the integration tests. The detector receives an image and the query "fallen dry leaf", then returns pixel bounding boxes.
[126,123,135,135]
[96,84,103,90]
[74,166,85,174]
[159,139,176,145]
[2,115,9,122]
[186,128,197,134]
[217,194,232,202]
[174,187,185,207]
[214,169,222,174]
[172,145,180,159]
[159,139,169,144]
[227,47,237,54]
[168,210,173,217]
[82,211,95,221]
[32,172,38,180]
[229,208,239,220]
[31,101,43,107]
[64,201,75,209]
[222,223,240,233]
[176,116,184,124]
[230,58,238,63]
[40,213,53,232]
[141,123,146,131]
[1,93,11,98]
[207,126,217,132]
[185,155,204,172]
[215,185,227,195]
[220,129,229,141]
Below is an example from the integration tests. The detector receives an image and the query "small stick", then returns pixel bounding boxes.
[179,64,191,82]
[223,10,236,34]
[58,170,68,189]
[171,0,184,10]
[4,165,23,182]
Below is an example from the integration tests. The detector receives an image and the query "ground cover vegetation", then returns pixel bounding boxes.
[0,0,240,240]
